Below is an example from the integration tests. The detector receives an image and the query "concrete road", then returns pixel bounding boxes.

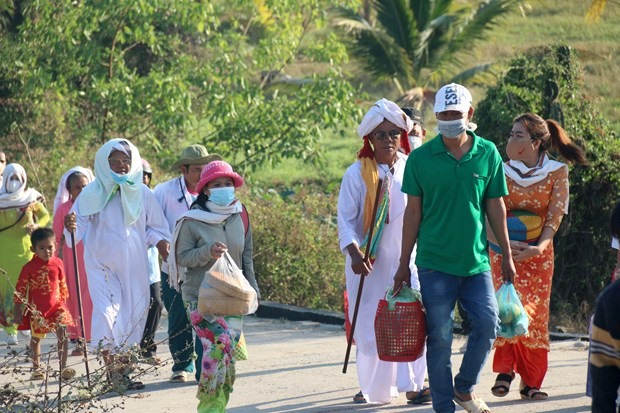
[0,315,591,412]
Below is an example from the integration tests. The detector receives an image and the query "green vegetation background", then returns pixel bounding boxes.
[250,1,620,333]
[3,0,619,333]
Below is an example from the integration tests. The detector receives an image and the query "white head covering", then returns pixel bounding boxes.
[357,98,413,138]
[0,163,44,209]
[76,139,143,226]
[53,166,95,212]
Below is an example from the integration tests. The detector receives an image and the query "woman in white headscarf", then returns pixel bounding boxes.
[0,163,50,345]
[337,99,430,405]
[52,166,95,351]
[64,139,170,390]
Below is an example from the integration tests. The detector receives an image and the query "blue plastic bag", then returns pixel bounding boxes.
[496,282,529,338]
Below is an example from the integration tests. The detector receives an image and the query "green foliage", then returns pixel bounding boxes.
[0,0,362,197]
[476,44,620,314]
[333,0,521,102]
[246,187,344,311]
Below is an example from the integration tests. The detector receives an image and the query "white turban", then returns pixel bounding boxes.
[357,98,413,138]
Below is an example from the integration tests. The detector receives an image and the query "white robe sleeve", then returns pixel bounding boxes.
[143,187,171,247]
[337,163,365,253]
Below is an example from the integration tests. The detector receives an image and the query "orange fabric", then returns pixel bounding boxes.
[493,342,548,389]
[491,166,569,350]
[491,166,569,388]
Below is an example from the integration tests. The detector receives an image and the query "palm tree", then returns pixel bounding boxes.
[334,0,522,106]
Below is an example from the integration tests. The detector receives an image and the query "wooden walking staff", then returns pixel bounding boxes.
[342,178,383,374]
[70,230,91,387]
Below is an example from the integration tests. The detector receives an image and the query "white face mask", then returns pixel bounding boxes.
[437,118,467,139]
[6,179,21,193]
[408,135,423,150]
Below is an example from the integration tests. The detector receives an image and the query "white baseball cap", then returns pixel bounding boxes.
[434,83,472,113]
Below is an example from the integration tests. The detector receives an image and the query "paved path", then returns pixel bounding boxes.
[0,315,591,412]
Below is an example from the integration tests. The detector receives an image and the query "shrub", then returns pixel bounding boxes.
[246,185,344,311]
[476,44,620,323]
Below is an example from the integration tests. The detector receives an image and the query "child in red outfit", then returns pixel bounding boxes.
[13,227,75,381]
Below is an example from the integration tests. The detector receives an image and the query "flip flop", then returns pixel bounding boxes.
[352,391,367,404]
[407,387,432,404]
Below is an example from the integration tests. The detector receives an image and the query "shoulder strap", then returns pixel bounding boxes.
[0,210,26,233]
[240,203,249,236]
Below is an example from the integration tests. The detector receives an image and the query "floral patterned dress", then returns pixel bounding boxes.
[490,166,569,350]
[188,304,236,412]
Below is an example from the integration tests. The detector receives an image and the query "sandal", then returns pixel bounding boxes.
[520,385,548,400]
[406,387,431,404]
[491,372,515,397]
[142,355,163,366]
[169,371,188,383]
[30,369,45,381]
[125,380,145,391]
[352,391,367,404]
[454,392,491,413]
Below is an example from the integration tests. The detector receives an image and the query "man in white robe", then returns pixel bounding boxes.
[337,99,429,405]
[64,139,170,377]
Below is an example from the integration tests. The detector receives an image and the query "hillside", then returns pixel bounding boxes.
[253,0,620,186]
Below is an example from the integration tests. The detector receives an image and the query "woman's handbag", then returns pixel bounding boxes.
[197,252,258,317]
[496,282,529,338]
[489,210,543,253]
[374,285,426,362]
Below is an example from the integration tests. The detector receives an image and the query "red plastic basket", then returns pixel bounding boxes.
[374,299,426,362]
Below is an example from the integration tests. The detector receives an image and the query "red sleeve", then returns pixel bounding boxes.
[58,259,69,302]
[14,263,31,304]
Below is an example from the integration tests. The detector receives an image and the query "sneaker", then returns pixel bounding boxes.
[7,334,18,346]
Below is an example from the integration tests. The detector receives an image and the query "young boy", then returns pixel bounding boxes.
[13,227,76,381]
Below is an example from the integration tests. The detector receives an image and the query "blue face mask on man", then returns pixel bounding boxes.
[208,187,236,206]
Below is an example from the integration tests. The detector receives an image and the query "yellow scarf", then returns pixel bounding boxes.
[361,157,379,235]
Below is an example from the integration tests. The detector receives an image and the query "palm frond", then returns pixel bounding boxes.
[374,0,417,50]
[333,5,414,85]
[446,62,493,84]
[415,13,457,76]
[429,0,518,82]
[332,6,373,33]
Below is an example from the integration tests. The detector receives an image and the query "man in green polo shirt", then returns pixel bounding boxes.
[393,83,516,413]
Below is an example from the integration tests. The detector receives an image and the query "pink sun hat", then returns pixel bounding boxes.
[196,160,244,193]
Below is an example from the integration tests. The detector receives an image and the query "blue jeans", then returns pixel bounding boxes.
[418,268,499,413]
